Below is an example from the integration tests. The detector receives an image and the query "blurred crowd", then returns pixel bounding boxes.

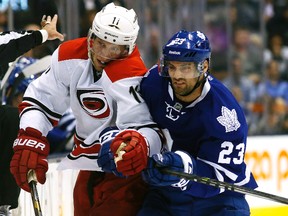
[208,0,288,136]
[1,0,288,136]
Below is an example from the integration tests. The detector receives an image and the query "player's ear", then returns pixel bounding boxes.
[203,60,209,72]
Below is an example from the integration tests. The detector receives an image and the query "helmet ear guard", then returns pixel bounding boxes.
[158,57,168,77]
[197,61,205,74]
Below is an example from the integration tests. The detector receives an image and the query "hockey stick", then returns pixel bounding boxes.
[22,55,51,77]
[0,57,20,89]
[27,170,43,216]
[161,168,288,205]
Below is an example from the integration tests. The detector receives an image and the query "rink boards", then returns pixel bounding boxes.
[245,135,288,215]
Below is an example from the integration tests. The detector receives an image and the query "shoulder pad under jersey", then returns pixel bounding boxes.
[58,37,88,61]
[104,46,148,83]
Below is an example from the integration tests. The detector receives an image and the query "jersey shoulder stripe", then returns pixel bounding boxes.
[58,37,88,61]
[104,46,148,83]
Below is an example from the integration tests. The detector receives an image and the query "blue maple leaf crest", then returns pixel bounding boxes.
[216,106,240,132]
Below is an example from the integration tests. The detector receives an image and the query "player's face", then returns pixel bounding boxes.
[89,38,128,71]
[167,61,203,99]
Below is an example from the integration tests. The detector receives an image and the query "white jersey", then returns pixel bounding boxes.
[19,38,161,170]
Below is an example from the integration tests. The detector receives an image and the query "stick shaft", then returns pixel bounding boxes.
[28,170,43,216]
[162,168,288,205]
[29,180,43,216]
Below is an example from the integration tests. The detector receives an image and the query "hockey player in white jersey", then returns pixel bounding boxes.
[9,3,162,216]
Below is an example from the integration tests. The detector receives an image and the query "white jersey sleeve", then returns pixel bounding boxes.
[20,47,72,135]
[101,60,162,156]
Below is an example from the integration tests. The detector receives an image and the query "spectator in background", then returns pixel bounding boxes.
[230,26,262,77]
[222,54,259,133]
[231,0,260,29]
[264,34,288,81]
[205,17,228,73]
[257,97,287,135]
[137,0,161,68]
[249,59,288,135]
[223,54,256,109]
[257,60,288,105]
[266,5,288,47]
[142,23,160,68]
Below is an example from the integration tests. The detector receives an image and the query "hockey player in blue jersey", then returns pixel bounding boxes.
[136,30,258,215]
[98,29,258,215]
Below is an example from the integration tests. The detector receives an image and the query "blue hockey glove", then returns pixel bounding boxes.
[97,127,123,177]
[142,151,195,190]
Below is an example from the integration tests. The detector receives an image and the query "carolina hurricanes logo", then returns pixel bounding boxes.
[77,89,110,118]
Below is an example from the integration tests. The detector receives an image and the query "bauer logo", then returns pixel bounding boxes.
[169,50,181,55]
[13,138,46,151]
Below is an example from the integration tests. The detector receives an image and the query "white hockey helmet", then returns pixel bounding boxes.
[90,2,139,55]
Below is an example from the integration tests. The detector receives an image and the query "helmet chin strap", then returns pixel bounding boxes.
[181,75,204,97]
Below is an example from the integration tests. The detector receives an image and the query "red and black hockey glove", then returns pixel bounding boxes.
[10,127,50,192]
[110,129,150,176]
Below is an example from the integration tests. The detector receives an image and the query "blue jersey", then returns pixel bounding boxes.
[140,65,258,198]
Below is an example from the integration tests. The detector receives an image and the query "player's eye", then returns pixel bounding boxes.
[179,65,192,73]
[167,64,176,71]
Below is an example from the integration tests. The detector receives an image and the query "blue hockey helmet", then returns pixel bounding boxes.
[160,30,211,77]
[2,57,41,105]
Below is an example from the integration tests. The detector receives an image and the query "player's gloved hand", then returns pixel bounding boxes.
[110,129,149,176]
[10,127,50,192]
[142,151,195,190]
[98,127,123,177]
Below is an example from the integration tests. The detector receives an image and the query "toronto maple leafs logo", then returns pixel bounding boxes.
[216,106,240,132]
[165,102,185,121]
